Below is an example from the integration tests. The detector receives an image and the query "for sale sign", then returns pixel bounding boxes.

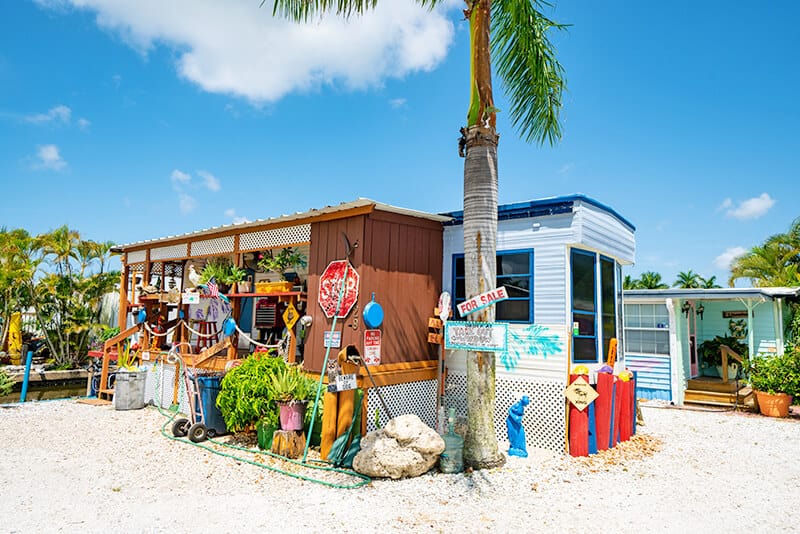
[457,287,509,317]
[364,329,381,366]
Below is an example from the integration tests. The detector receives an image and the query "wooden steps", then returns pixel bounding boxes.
[685,377,755,408]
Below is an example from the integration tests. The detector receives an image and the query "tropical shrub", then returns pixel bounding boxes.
[744,349,800,397]
[0,367,13,397]
[216,353,286,432]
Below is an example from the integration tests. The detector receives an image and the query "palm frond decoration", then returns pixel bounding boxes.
[500,324,562,372]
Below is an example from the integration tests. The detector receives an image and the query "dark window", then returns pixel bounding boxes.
[453,250,533,323]
[571,249,619,364]
[601,257,616,361]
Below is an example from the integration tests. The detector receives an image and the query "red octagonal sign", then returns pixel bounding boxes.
[318,260,360,318]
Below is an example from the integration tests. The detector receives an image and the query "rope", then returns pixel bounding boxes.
[150,348,370,489]
[142,321,181,338]
[233,322,284,350]
[181,320,224,338]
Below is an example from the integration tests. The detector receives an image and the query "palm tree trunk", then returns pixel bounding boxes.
[462,0,504,470]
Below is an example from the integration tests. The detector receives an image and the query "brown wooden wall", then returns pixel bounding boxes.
[304,210,443,373]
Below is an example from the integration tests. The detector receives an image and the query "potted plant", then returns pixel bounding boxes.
[200,257,235,293]
[226,265,248,293]
[698,334,747,378]
[216,353,285,433]
[744,349,800,417]
[256,248,307,293]
[270,364,316,431]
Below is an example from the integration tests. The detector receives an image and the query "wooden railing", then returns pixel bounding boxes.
[719,344,744,382]
[98,324,141,400]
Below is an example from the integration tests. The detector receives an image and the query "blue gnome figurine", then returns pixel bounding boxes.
[506,395,530,458]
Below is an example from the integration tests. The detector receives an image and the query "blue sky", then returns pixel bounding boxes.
[1,0,798,287]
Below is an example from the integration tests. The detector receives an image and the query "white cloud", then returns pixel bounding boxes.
[714,246,748,270]
[77,117,91,130]
[34,144,67,171]
[36,0,456,103]
[389,98,406,109]
[25,104,72,125]
[558,163,574,176]
[723,193,775,220]
[717,197,733,211]
[171,169,191,185]
[198,170,221,192]
[225,208,249,224]
[178,193,196,214]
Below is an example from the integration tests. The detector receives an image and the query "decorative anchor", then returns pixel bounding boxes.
[506,395,530,458]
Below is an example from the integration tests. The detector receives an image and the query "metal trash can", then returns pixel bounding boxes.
[114,370,146,410]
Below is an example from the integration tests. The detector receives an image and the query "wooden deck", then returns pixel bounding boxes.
[685,376,756,408]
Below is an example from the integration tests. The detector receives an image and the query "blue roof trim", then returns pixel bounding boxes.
[441,193,636,231]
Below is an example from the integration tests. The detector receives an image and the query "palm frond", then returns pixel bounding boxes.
[492,0,567,145]
[269,0,442,22]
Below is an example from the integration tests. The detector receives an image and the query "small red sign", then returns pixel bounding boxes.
[318,260,360,318]
[364,329,381,366]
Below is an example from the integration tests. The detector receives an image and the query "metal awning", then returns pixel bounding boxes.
[623,287,800,301]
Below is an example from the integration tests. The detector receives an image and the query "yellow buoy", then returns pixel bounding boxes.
[8,312,22,365]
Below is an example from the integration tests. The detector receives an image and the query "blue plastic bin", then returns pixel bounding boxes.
[196,375,228,436]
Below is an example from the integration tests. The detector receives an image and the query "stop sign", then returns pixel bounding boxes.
[318,260,360,318]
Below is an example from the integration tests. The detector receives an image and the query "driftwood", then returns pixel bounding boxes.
[271,430,305,459]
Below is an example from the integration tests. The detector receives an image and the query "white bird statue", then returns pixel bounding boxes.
[187,264,202,289]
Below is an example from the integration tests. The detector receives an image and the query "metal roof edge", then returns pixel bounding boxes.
[623,287,800,300]
[113,198,450,252]
[440,193,635,232]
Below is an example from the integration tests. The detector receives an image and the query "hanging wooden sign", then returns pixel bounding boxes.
[564,376,599,412]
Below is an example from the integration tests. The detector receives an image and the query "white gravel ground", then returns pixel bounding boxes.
[0,399,798,533]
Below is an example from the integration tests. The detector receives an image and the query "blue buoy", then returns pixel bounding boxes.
[223,317,237,337]
[137,309,146,324]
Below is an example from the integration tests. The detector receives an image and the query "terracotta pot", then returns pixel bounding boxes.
[755,391,793,418]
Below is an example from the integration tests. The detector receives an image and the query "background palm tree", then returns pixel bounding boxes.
[699,275,721,289]
[272,0,567,469]
[637,271,669,289]
[623,274,639,290]
[729,219,800,287]
[674,270,701,288]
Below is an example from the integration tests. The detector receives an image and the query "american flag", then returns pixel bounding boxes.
[206,276,219,298]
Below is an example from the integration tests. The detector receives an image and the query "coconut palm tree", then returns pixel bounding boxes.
[271,0,567,468]
[623,274,639,290]
[729,220,800,287]
[674,270,701,289]
[699,275,721,289]
[637,271,669,290]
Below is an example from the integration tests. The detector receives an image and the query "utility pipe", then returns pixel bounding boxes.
[19,350,34,403]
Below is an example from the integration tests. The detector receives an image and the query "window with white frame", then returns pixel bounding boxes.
[623,303,670,356]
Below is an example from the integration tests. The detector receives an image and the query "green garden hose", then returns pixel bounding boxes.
[152,353,370,489]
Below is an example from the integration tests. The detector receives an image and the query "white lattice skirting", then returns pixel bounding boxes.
[444,373,566,453]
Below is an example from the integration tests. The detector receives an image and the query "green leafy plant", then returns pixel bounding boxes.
[227,265,247,284]
[744,349,800,397]
[216,353,287,432]
[698,335,748,370]
[0,367,13,397]
[269,364,316,403]
[257,248,307,280]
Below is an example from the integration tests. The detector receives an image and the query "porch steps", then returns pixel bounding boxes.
[685,377,755,408]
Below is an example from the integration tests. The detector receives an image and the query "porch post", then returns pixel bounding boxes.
[775,298,785,356]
